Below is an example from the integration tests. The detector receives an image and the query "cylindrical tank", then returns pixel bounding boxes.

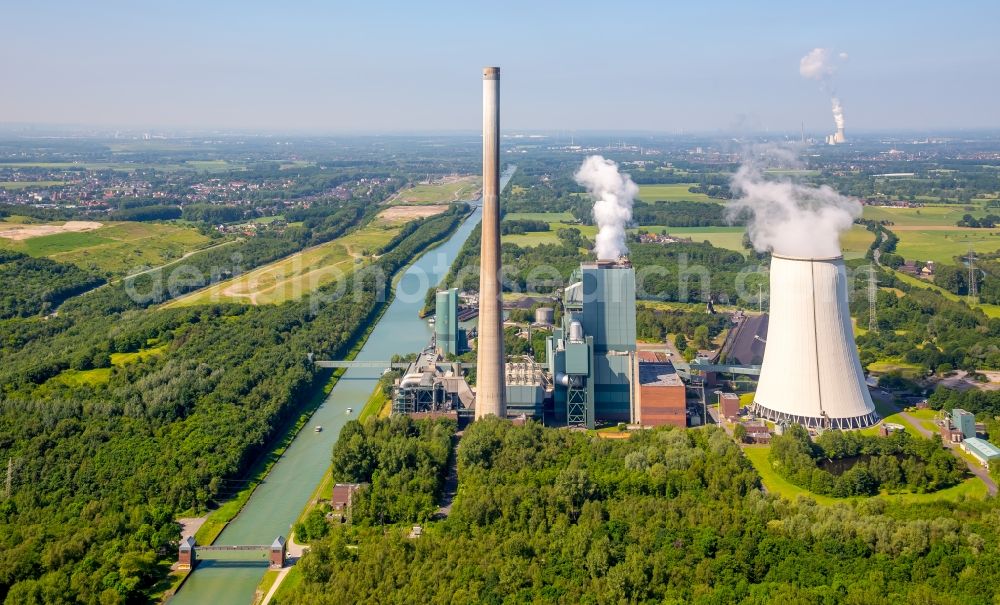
[569,321,584,342]
[752,254,878,429]
[535,307,554,325]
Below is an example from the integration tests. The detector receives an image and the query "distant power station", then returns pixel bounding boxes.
[475,66,506,420]
[750,254,879,429]
[826,127,846,145]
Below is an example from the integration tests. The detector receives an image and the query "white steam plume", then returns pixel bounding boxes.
[574,155,637,260]
[799,47,848,134]
[831,97,845,130]
[727,146,860,258]
[799,48,839,80]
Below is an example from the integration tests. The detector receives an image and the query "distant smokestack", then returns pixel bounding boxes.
[475,66,506,420]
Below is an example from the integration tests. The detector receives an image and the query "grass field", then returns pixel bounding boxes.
[49,343,168,388]
[0,160,238,173]
[743,445,987,504]
[110,344,166,366]
[867,358,924,378]
[893,228,1000,264]
[643,226,746,252]
[502,212,595,247]
[0,221,212,277]
[166,221,401,306]
[390,175,480,205]
[0,180,65,190]
[636,184,712,203]
[861,204,985,227]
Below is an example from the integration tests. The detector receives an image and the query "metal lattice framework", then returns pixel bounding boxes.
[868,265,879,333]
[566,384,588,427]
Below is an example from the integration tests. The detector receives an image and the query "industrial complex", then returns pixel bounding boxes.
[384,66,886,434]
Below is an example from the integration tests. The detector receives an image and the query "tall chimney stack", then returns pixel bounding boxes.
[475,66,506,420]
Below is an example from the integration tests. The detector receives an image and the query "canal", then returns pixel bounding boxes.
[170,167,514,604]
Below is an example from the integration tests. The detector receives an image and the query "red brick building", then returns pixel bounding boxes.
[719,392,740,420]
[635,351,686,428]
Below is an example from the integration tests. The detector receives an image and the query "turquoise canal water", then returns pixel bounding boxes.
[170,167,514,604]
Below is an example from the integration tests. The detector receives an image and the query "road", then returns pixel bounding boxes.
[873,389,998,497]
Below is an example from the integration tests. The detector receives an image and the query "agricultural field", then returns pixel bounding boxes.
[165,220,401,307]
[0,160,239,172]
[389,175,480,205]
[636,183,712,203]
[0,220,213,277]
[501,212,593,247]
[0,180,66,190]
[499,211,877,265]
[838,225,877,259]
[862,204,985,227]
[893,228,1000,265]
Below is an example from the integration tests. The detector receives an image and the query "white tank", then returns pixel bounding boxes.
[752,254,878,429]
[569,321,584,342]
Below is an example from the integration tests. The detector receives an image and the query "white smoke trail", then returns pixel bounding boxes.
[799,48,848,135]
[831,97,845,130]
[727,146,860,258]
[574,155,637,260]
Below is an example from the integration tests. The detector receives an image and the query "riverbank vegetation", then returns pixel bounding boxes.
[0,206,464,603]
[330,417,454,525]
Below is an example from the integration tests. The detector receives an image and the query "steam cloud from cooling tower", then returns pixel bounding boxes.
[574,155,638,260]
[800,48,849,143]
[727,148,862,258]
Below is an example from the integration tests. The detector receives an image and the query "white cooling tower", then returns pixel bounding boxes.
[751,254,879,429]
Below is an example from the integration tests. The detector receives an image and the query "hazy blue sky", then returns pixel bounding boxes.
[3,0,997,133]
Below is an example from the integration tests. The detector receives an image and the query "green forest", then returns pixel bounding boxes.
[0,206,465,603]
[0,251,104,319]
[281,418,1000,604]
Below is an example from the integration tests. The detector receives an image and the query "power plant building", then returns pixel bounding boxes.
[435,288,465,357]
[505,358,548,418]
[546,259,637,428]
[953,408,976,439]
[634,351,686,428]
[751,254,879,429]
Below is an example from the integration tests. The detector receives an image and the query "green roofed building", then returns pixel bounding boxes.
[961,437,1000,467]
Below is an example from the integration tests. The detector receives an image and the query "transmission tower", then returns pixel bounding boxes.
[868,266,879,333]
[968,248,978,300]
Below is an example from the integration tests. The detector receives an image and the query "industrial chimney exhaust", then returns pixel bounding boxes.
[475,66,506,420]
